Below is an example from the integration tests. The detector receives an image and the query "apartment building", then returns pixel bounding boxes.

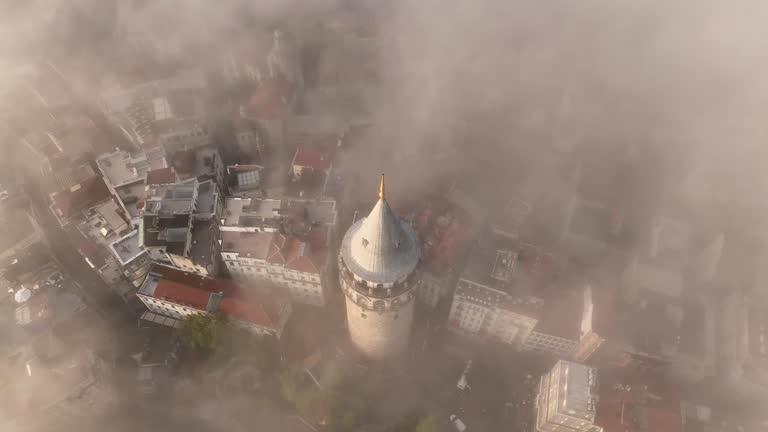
[137,264,291,338]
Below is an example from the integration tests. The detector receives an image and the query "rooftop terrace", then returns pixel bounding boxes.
[110,230,146,265]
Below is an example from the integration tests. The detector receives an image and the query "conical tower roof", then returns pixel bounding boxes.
[341,175,420,284]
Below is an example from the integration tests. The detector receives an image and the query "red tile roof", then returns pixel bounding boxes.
[413,202,472,275]
[291,147,332,172]
[50,176,111,221]
[267,227,328,274]
[595,374,683,432]
[146,167,177,185]
[246,76,295,120]
[154,277,214,310]
[146,264,285,329]
[149,264,232,309]
[171,150,196,174]
[218,287,282,328]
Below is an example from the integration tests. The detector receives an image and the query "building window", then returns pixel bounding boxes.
[361,313,367,319]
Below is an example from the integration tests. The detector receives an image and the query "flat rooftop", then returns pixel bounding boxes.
[223,198,254,226]
[96,149,168,188]
[96,150,141,186]
[281,199,337,227]
[221,198,336,229]
[110,230,146,265]
[460,233,556,297]
[221,231,273,258]
[115,182,147,219]
[195,180,218,215]
[144,181,197,215]
[74,200,131,268]
[189,220,214,266]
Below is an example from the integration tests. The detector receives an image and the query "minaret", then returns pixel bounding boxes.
[339,175,421,359]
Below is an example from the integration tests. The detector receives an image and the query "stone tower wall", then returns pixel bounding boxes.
[341,277,416,359]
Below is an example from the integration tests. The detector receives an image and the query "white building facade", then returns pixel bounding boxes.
[220,230,329,307]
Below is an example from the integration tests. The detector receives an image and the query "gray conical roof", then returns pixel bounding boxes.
[341,195,420,285]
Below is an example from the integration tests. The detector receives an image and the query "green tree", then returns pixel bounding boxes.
[414,415,439,432]
[279,366,306,404]
[179,313,224,352]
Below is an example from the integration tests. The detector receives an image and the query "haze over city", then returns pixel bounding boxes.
[0,0,767,431]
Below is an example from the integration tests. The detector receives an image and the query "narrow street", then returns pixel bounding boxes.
[23,179,137,331]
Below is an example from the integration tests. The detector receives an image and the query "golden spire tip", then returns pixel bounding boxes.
[379,174,386,200]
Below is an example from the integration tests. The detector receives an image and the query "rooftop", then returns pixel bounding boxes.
[341,193,420,285]
[96,147,168,188]
[100,69,207,144]
[49,176,112,226]
[460,233,557,298]
[139,264,233,309]
[245,76,296,120]
[222,227,330,275]
[145,167,177,186]
[46,156,97,192]
[170,146,220,181]
[218,286,287,329]
[292,147,332,172]
[73,200,131,268]
[144,180,198,216]
[140,214,190,255]
[195,180,218,215]
[110,230,146,265]
[221,197,337,230]
[410,200,472,275]
[221,231,273,259]
[227,164,263,194]
[138,264,288,329]
[115,181,147,219]
[189,220,215,267]
[268,227,329,274]
[555,361,599,420]
[595,374,683,432]
[222,197,280,227]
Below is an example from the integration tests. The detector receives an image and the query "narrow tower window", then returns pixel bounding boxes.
[362,238,369,247]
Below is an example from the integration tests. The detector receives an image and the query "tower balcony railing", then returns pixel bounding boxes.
[338,259,420,300]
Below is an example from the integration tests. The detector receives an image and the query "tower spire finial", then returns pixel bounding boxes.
[379,174,386,200]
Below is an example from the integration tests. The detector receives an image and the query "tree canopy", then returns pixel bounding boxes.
[414,415,439,432]
[278,364,370,432]
[178,313,224,353]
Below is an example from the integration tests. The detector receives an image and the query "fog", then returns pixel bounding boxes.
[2,0,768,430]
